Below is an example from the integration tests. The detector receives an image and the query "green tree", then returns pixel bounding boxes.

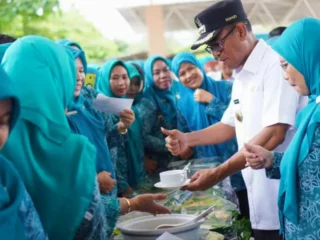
[0,0,60,35]
[0,0,121,63]
[40,10,120,63]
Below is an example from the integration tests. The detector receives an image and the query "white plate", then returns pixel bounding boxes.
[154,179,191,190]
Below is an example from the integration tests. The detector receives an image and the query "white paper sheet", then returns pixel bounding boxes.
[93,94,133,116]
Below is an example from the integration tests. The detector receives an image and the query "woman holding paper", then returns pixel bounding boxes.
[97,60,146,196]
[64,46,164,236]
[0,36,170,239]
[57,41,135,194]
[138,56,192,174]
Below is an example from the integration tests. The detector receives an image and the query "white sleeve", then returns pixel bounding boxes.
[262,63,299,128]
[221,100,235,127]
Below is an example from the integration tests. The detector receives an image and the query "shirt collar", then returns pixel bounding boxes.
[240,39,269,75]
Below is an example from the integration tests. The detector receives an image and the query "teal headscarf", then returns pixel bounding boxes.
[1,36,96,240]
[0,43,11,60]
[62,45,87,74]
[99,60,144,188]
[126,63,145,187]
[172,52,230,158]
[127,59,144,70]
[143,55,178,124]
[126,62,143,104]
[56,39,83,50]
[62,46,88,110]
[0,64,25,239]
[65,47,116,178]
[97,59,129,97]
[273,18,320,230]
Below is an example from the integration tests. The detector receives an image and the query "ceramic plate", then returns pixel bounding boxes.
[154,179,191,190]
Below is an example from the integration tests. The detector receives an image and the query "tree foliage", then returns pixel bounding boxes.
[0,0,122,63]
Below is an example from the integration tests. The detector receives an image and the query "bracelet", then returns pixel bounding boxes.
[123,198,131,214]
[119,128,128,135]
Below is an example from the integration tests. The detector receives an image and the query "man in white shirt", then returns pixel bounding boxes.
[162,1,299,239]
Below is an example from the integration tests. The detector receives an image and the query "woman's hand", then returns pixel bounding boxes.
[194,89,214,103]
[97,171,116,194]
[243,143,274,169]
[130,194,170,215]
[120,109,135,129]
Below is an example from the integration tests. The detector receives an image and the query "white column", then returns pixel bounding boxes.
[145,5,167,56]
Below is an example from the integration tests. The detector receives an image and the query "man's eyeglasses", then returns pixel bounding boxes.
[205,26,236,54]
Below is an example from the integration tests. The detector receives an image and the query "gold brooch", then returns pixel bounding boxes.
[235,112,243,122]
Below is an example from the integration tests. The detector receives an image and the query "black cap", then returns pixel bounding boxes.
[191,0,247,50]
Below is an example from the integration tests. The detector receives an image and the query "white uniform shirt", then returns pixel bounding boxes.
[221,40,299,230]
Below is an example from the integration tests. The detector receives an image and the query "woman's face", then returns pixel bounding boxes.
[74,58,85,97]
[110,65,130,97]
[0,99,12,149]
[152,60,172,90]
[178,62,203,89]
[127,77,141,99]
[280,57,309,95]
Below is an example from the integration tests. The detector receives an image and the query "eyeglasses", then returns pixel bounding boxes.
[280,61,288,72]
[205,26,236,54]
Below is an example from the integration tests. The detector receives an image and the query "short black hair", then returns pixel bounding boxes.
[268,27,286,38]
[0,34,16,44]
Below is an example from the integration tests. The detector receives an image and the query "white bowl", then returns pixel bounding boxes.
[116,214,204,240]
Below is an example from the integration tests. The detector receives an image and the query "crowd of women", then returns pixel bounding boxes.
[0,7,320,239]
[0,30,244,239]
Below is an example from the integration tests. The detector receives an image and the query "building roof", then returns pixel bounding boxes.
[118,0,319,34]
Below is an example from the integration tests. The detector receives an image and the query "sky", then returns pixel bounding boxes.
[59,0,268,46]
[60,0,139,40]
[59,0,202,46]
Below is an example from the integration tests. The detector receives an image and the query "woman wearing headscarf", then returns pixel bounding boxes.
[57,42,116,195]
[0,64,47,239]
[63,46,116,193]
[96,60,145,196]
[127,62,159,174]
[65,47,170,236]
[244,18,320,239]
[126,63,143,100]
[139,55,192,173]
[0,36,169,240]
[171,52,247,216]
[166,57,181,97]
[125,63,147,185]
[172,52,236,159]
[58,39,135,156]
[127,59,144,71]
